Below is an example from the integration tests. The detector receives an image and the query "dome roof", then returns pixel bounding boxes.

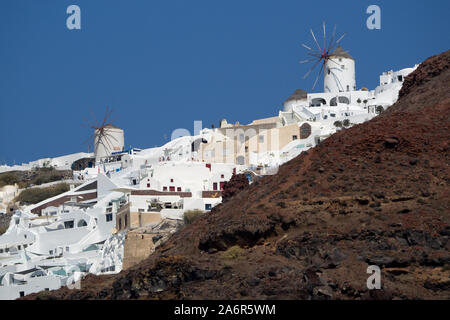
[330,46,353,60]
[284,89,308,103]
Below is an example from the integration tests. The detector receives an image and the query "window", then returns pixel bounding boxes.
[170,178,174,183]
[19,291,25,297]
[205,204,212,211]
[177,187,182,192]
[77,219,87,227]
[397,75,403,82]
[292,135,298,140]
[220,181,225,190]
[341,65,345,69]
[64,220,74,229]
[245,146,248,152]
[346,85,350,91]
[213,182,218,191]
[221,174,224,178]
[147,183,150,188]
[258,135,264,143]
[169,186,175,192]
[163,186,168,191]
[106,213,113,222]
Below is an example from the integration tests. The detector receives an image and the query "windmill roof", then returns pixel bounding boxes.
[104,124,121,130]
[284,89,308,103]
[330,46,353,60]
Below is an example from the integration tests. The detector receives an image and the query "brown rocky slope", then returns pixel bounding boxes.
[29,50,450,300]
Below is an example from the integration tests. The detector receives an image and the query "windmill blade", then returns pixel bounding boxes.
[307,52,322,59]
[299,59,313,64]
[102,136,115,152]
[327,24,337,54]
[330,70,345,92]
[301,43,313,51]
[302,43,322,56]
[83,133,96,146]
[90,110,100,128]
[328,32,346,54]
[302,58,321,80]
[102,107,114,127]
[104,131,119,142]
[336,33,346,44]
[310,28,322,53]
[323,22,326,53]
[312,63,325,90]
[327,58,341,67]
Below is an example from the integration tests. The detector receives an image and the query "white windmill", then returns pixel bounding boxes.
[299,22,356,93]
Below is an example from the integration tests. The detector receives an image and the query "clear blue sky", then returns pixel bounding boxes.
[1,0,449,165]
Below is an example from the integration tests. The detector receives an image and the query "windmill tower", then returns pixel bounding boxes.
[84,107,125,163]
[94,124,124,162]
[299,23,355,93]
[324,46,355,93]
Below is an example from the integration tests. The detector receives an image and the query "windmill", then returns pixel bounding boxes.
[83,107,124,161]
[299,22,347,91]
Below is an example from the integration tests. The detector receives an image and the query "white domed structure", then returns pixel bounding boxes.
[94,124,124,162]
[324,46,356,93]
[283,89,308,112]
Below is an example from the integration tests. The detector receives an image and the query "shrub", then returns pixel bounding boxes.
[183,209,205,225]
[0,226,8,235]
[35,173,62,185]
[343,119,350,127]
[334,121,343,128]
[0,173,19,187]
[16,183,70,205]
[376,105,384,114]
[222,245,244,260]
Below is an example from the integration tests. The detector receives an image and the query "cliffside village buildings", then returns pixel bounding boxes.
[0,46,418,299]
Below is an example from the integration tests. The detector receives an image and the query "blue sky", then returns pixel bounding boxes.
[1,0,449,165]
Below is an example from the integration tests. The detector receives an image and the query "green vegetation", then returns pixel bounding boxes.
[376,105,384,114]
[0,168,67,189]
[0,226,8,235]
[183,209,205,225]
[0,173,19,188]
[333,121,343,128]
[16,183,70,205]
[34,290,56,300]
[149,200,163,212]
[222,245,244,260]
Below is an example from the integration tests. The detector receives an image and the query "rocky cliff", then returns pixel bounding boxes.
[27,50,450,300]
